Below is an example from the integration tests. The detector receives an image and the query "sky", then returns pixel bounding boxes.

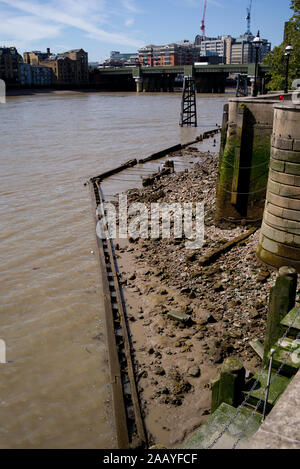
[0,0,294,62]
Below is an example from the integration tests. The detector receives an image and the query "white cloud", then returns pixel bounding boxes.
[0,14,61,42]
[125,18,135,27]
[0,0,144,48]
[121,0,140,14]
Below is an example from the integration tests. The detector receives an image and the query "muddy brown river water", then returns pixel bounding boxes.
[0,90,228,448]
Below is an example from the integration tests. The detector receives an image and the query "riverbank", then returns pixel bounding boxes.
[6,88,236,97]
[114,147,277,448]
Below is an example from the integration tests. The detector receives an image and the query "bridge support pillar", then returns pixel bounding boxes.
[142,77,150,92]
[135,78,143,93]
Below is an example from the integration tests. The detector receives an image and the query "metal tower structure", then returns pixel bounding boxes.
[180,77,197,127]
[236,74,248,97]
[201,0,207,37]
[246,0,253,35]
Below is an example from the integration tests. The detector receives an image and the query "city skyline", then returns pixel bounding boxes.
[0,0,293,62]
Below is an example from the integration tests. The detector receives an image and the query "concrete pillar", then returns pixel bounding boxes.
[135,77,143,93]
[142,77,150,92]
[250,78,255,97]
[215,98,276,224]
[211,358,245,413]
[148,77,155,92]
[264,266,298,362]
[257,104,300,271]
[0,78,6,104]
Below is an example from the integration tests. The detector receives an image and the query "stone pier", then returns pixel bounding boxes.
[215,94,293,224]
[257,104,300,272]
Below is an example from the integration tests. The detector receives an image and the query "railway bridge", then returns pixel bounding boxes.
[91,63,270,93]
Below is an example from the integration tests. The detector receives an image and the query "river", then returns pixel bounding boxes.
[0,90,228,448]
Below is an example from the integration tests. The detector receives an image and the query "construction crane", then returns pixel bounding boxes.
[246,0,253,35]
[201,0,207,37]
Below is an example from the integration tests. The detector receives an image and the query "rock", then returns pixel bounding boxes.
[160,386,169,395]
[257,268,270,283]
[171,398,182,406]
[195,307,218,325]
[187,365,201,377]
[207,314,217,324]
[186,252,197,262]
[154,366,165,376]
[249,308,262,320]
[167,310,191,324]
[129,273,136,281]
[138,370,148,379]
[213,282,225,292]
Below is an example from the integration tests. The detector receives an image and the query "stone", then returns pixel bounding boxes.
[213,282,225,292]
[186,252,197,262]
[188,365,201,377]
[184,403,261,449]
[167,310,191,323]
[154,366,165,376]
[129,273,136,281]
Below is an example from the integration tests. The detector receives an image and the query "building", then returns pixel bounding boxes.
[138,32,271,67]
[0,47,22,83]
[99,51,139,68]
[23,48,88,85]
[57,49,88,83]
[195,35,231,62]
[138,41,201,67]
[23,48,51,65]
[228,34,271,64]
[194,33,271,65]
[40,56,77,85]
[19,63,53,86]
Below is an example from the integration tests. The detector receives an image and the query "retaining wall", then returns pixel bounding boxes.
[257,104,300,272]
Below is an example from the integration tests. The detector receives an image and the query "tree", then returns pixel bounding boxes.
[264,0,300,90]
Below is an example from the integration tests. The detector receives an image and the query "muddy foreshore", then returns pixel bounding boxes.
[112,146,277,448]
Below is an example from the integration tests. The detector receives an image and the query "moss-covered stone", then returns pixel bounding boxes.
[184,402,261,449]
[215,103,272,223]
[243,370,290,413]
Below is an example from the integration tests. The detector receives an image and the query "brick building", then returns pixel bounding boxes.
[139,41,201,67]
[39,56,77,85]
[23,48,88,85]
[0,47,22,84]
[57,49,88,83]
[23,48,51,65]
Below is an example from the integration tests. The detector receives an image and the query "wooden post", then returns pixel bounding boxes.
[263,266,298,362]
[211,358,245,413]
